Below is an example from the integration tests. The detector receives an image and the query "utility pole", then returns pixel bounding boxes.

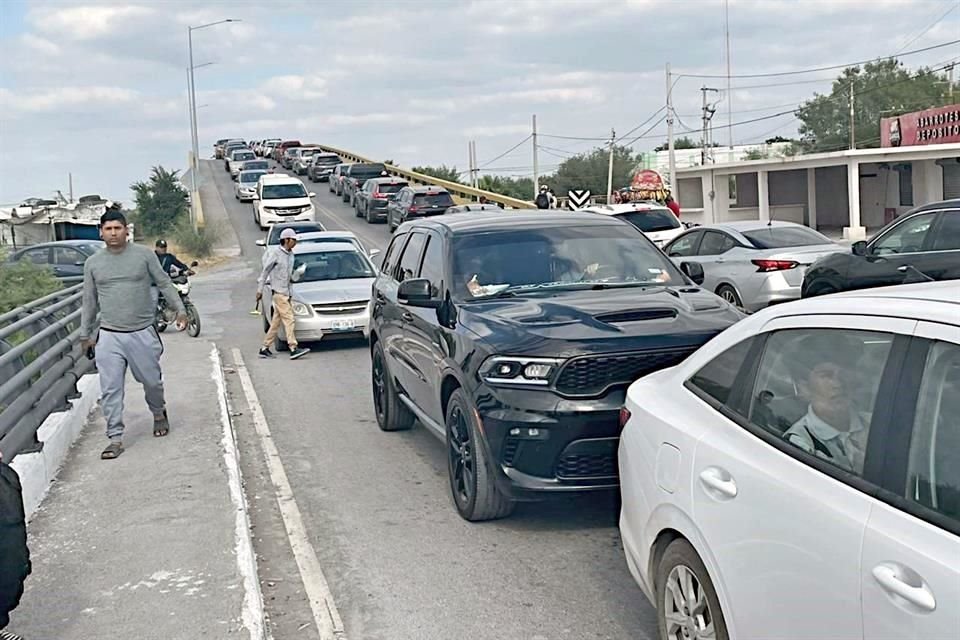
[606,127,615,203]
[948,63,955,102]
[467,141,474,189]
[700,87,719,164]
[666,64,676,193]
[186,66,197,227]
[849,81,856,150]
[532,114,539,198]
[68,173,74,203]
[724,0,733,148]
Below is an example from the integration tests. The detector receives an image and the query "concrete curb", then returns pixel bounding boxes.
[200,160,242,258]
[11,374,100,520]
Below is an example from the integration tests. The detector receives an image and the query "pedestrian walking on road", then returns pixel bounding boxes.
[257,228,310,360]
[0,453,30,640]
[79,207,187,460]
[665,194,681,218]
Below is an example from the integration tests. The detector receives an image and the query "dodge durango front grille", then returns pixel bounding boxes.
[555,452,617,479]
[553,347,697,396]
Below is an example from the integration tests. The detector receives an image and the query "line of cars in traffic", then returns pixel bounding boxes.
[218,136,960,639]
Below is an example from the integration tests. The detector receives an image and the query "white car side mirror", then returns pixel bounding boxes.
[255,239,266,247]
[291,263,307,282]
[308,192,316,198]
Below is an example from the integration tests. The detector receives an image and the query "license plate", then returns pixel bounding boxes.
[331,319,355,331]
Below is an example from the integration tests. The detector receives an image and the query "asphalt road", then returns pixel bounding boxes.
[203,160,659,640]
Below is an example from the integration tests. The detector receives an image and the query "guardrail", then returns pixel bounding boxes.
[0,284,96,460]
[316,144,538,210]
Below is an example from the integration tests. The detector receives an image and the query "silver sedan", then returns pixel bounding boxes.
[663,220,845,311]
[261,242,378,349]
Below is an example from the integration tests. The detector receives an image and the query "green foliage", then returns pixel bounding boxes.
[411,164,462,184]
[654,136,699,152]
[743,149,768,161]
[0,249,63,315]
[476,175,535,201]
[174,219,217,258]
[131,166,189,236]
[544,145,640,196]
[797,59,955,152]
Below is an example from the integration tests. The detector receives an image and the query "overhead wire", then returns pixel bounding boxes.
[895,2,959,54]
[477,135,532,169]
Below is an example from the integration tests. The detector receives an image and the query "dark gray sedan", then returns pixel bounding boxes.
[7,240,105,281]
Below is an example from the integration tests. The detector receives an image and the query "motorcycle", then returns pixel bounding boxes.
[155,261,201,337]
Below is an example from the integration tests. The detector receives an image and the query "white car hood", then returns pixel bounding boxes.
[261,196,311,208]
[645,227,685,247]
[291,278,374,304]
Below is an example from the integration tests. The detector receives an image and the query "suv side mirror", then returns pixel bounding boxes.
[255,239,266,247]
[680,261,705,285]
[398,278,440,308]
[851,240,868,257]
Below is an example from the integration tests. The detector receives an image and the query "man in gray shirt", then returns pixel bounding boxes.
[256,227,310,360]
[80,207,187,459]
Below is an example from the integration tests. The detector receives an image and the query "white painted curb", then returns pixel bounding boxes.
[11,374,101,520]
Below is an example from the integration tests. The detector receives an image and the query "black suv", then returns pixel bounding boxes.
[368,212,742,521]
[354,177,409,223]
[802,199,960,297]
[342,163,387,206]
[386,186,455,232]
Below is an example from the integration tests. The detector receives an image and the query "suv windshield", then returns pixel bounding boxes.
[743,226,832,248]
[452,224,683,299]
[300,149,319,157]
[263,184,308,199]
[240,171,267,183]
[413,193,454,207]
[233,152,255,161]
[618,208,680,232]
[294,249,375,282]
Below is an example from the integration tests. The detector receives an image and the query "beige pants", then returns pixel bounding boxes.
[263,293,298,350]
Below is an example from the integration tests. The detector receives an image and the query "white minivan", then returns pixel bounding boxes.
[253,174,316,230]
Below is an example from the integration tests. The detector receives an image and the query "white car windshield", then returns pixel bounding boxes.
[294,249,376,282]
[263,184,308,199]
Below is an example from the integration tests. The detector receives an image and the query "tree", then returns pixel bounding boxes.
[476,175,534,201]
[0,250,63,314]
[130,166,189,237]
[797,59,954,152]
[411,165,462,184]
[653,136,699,152]
[545,145,639,196]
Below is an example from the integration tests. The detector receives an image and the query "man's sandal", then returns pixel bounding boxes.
[153,410,170,437]
[101,441,124,459]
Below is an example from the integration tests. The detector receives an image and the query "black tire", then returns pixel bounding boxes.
[716,284,743,308]
[655,539,729,640]
[807,280,839,297]
[355,199,363,217]
[342,191,350,203]
[155,320,167,333]
[365,204,376,224]
[371,341,414,432]
[185,304,201,337]
[445,389,514,521]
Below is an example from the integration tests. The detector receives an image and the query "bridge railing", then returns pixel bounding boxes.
[317,144,537,210]
[0,284,96,460]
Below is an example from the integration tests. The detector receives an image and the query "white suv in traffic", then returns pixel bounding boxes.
[581,203,685,248]
[253,174,316,230]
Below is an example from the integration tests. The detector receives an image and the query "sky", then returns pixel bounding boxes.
[0,0,958,206]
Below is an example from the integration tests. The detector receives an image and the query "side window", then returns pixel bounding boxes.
[418,234,445,296]
[699,231,735,256]
[906,340,960,524]
[54,247,84,265]
[872,212,935,255]
[747,328,895,476]
[380,232,407,277]
[22,248,49,265]
[396,232,426,283]
[930,211,960,252]
[687,338,755,406]
[666,231,702,257]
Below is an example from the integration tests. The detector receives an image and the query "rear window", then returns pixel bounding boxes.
[242,161,269,171]
[314,155,341,165]
[240,171,267,183]
[742,226,832,248]
[300,149,320,157]
[351,164,387,178]
[233,152,255,160]
[617,208,680,233]
[413,193,454,207]
[375,183,406,194]
[268,223,325,244]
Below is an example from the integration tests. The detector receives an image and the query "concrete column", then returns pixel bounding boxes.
[701,173,715,224]
[714,172,730,223]
[844,159,866,241]
[758,169,770,222]
[806,167,817,229]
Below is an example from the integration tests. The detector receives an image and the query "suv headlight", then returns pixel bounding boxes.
[291,301,311,317]
[479,356,563,387]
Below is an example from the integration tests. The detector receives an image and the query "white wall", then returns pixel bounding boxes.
[912,159,944,205]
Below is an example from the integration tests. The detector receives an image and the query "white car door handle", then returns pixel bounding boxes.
[871,564,936,612]
[698,468,737,498]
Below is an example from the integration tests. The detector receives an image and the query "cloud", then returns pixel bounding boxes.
[0,86,139,114]
[29,5,156,41]
[260,75,329,100]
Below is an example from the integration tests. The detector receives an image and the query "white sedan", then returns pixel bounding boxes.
[619,280,959,640]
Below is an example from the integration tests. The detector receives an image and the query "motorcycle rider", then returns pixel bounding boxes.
[153,240,194,314]
[535,185,557,209]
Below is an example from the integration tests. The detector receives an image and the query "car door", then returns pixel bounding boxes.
[694,231,737,293]
[690,315,915,640]
[860,321,960,639]
[379,232,424,401]
[854,211,938,289]
[918,208,960,281]
[53,246,87,280]
[402,231,449,424]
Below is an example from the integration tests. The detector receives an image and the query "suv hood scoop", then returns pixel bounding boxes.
[593,308,678,324]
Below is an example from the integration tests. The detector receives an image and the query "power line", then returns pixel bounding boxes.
[477,135,531,169]
[624,116,668,147]
[896,2,959,54]
[615,106,667,143]
[676,38,960,79]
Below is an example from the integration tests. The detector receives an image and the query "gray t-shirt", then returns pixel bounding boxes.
[80,243,186,338]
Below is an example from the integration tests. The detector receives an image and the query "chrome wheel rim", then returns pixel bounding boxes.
[664,565,716,640]
[719,289,738,305]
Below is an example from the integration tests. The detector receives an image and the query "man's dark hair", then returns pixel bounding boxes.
[100,209,127,227]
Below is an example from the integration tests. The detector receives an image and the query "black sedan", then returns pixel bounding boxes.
[7,240,105,281]
[802,199,960,297]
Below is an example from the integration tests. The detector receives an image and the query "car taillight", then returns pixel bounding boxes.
[619,407,631,429]
[751,259,799,272]
[408,206,419,213]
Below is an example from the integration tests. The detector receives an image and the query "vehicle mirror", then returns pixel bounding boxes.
[398,278,440,308]
[369,248,381,260]
[308,192,316,198]
[851,240,868,257]
[680,261,705,285]
[291,263,306,283]
[190,261,199,267]
[255,239,266,247]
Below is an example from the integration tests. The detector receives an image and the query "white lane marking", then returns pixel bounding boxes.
[231,348,346,640]
[211,345,268,640]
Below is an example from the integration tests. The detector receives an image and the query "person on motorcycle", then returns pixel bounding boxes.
[535,185,557,209]
[154,239,193,277]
